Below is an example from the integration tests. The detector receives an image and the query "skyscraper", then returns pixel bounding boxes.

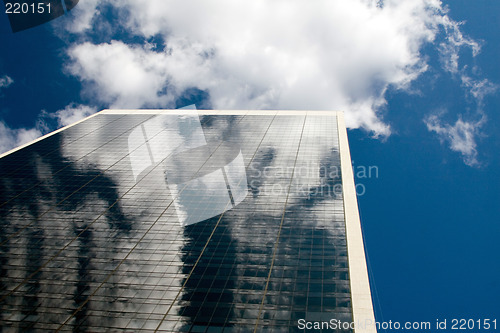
[0,110,376,332]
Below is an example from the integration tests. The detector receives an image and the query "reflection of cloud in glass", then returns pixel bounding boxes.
[128,112,248,226]
[224,152,248,205]
[172,115,352,330]
[165,144,248,226]
[128,113,206,181]
[0,129,134,331]
[0,112,356,331]
[170,169,231,226]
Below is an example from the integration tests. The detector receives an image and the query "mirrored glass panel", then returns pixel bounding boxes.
[0,111,352,332]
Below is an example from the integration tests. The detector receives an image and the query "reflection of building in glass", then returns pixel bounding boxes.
[0,110,376,332]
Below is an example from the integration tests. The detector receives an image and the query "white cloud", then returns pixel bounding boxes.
[0,75,14,90]
[68,41,178,109]
[1,75,39,155]
[60,0,494,165]
[437,16,481,75]
[423,73,496,167]
[0,121,43,155]
[65,0,466,136]
[425,114,483,167]
[63,0,101,33]
[461,76,497,104]
[52,104,97,127]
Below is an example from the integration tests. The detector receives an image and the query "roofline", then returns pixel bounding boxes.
[0,110,103,160]
[0,110,342,159]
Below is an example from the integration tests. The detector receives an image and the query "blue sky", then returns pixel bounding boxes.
[1,0,499,331]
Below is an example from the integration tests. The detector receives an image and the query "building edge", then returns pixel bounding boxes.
[0,110,106,160]
[337,112,377,333]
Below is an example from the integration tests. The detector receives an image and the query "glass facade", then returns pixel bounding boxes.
[0,110,358,332]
